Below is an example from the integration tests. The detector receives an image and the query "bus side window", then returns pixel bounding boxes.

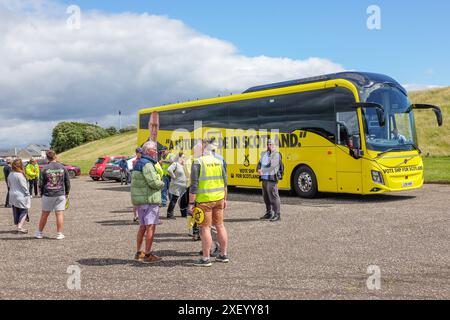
[228,100,259,130]
[284,89,335,139]
[258,98,285,131]
[336,111,359,146]
[335,87,360,147]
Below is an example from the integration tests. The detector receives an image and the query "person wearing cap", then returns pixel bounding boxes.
[132,148,143,168]
[209,138,227,175]
[257,139,284,222]
[189,139,229,267]
[3,157,13,208]
[199,137,225,256]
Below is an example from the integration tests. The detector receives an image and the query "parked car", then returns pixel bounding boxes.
[37,159,81,179]
[89,156,127,181]
[0,159,7,166]
[103,157,136,182]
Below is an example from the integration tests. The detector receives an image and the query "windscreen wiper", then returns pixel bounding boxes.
[376,148,405,158]
[376,146,421,158]
[411,144,422,154]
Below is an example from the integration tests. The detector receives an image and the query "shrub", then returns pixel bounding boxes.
[50,122,110,153]
[105,126,118,136]
[119,125,137,133]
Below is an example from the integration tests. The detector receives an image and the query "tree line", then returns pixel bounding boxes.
[50,122,136,153]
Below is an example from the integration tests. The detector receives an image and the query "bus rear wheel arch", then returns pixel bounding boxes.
[292,165,318,198]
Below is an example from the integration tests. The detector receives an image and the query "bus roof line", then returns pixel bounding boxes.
[139,72,400,114]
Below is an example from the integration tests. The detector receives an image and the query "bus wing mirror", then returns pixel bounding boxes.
[352,102,385,127]
[413,104,443,127]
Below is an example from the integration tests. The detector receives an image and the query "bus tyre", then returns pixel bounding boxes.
[293,166,318,199]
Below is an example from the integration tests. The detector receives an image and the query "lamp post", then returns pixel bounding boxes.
[119,110,122,131]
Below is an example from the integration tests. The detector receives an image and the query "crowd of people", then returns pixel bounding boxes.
[2,151,71,239]
[129,137,284,266]
[2,138,284,267]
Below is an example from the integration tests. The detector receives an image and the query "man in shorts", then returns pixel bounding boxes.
[35,150,71,240]
[131,141,165,263]
[189,139,229,267]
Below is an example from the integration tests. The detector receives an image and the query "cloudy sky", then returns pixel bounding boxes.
[0,0,448,149]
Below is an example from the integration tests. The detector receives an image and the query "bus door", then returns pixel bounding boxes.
[335,89,363,194]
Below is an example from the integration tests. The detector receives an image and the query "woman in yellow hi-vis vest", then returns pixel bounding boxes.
[189,139,229,267]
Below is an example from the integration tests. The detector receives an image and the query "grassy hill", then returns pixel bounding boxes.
[409,86,450,156]
[58,131,137,175]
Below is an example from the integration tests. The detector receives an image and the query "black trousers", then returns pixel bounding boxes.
[179,188,190,217]
[5,185,10,207]
[29,179,38,196]
[167,194,180,217]
[168,188,190,218]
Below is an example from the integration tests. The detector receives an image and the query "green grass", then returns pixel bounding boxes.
[409,87,450,157]
[58,131,137,176]
[423,157,450,183]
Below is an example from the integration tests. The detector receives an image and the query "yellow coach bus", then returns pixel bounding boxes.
[137,72,442,198]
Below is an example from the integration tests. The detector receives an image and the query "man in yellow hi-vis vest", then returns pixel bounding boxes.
[159,148,174,207]
[189,139,228,267]
[25,158,40,197]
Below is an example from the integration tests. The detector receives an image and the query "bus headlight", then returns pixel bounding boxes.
[371,170,384,185]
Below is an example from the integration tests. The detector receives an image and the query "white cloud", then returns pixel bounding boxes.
[403,84,444,92]
[0,0,345,149]
[0,119,58,149]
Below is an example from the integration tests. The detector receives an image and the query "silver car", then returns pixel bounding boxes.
[103,157,135,182]
[102,160,123,182]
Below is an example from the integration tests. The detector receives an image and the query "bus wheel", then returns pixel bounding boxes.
[293,166,318,198]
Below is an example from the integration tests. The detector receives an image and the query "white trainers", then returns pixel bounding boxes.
[56,233,65,240]
[35,231,43,239]
[17,228,28,234]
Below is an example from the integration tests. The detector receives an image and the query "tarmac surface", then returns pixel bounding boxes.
[0,178,449,300]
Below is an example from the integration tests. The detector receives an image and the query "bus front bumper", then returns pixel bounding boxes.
[364,170,424,194]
